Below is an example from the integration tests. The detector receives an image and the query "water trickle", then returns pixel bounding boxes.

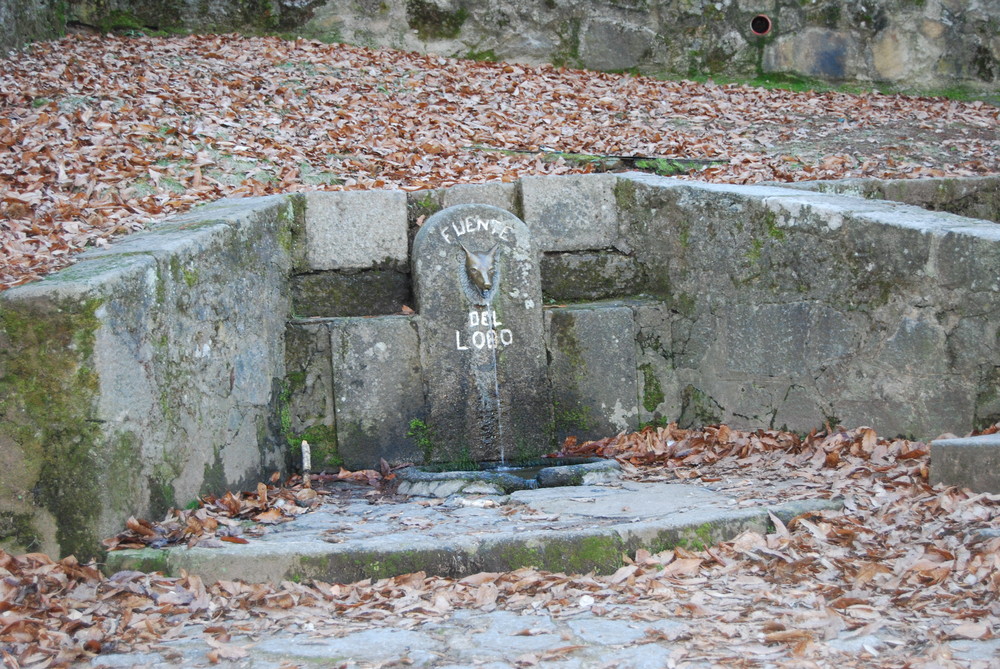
[412,204,551,465]
[484,291,505,465]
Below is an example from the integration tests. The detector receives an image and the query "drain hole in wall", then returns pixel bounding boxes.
[750,15,772,36]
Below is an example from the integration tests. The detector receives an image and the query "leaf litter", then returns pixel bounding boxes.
[3,423,999,667]
[2,33,998,290]
[2,29,999,668]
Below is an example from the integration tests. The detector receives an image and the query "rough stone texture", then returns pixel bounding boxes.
[763,27,864,80]
[329,316,424,469]
[105,480,838,583]
[540,251,646,302]
[66,0,321,34]
[413,204,552,463]
[546,303,638,443]
[5,2,991,92]
[520,174,621,252]
[291,0,998,91]
[441,182,520,214]
[6,172,1000,559]
[930,435,1000,493]
[0,0,62,53]
[290,268,411,317]
[616,172,1000,438]
[780,176,1000,224]
[634,301,677,426]
[0,195,294,559]
[283,319,336,470]
[304,190,408,271]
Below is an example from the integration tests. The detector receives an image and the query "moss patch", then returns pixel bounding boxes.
[679,384,723,428]
[639,363,665,413]
[406,0,467,40]
[0,297,105,559]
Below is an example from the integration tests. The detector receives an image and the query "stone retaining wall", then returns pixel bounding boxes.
[50,0,1000,92]
[2,173,999,558]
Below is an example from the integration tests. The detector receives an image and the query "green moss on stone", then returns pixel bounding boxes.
[406,0,467,40]
[0,297,106,559]
[0,511,44,553]
[639,363,665,413]
[296,424,341,471]
[679,385,722,428]
[407,418,438,463]
[551,17,582,69]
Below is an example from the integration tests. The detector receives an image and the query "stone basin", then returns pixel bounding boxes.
[396,457,621,497]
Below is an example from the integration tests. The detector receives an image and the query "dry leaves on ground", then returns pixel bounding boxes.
[102,468,383,551]
[2,33,998,289]
[4,424,999,667]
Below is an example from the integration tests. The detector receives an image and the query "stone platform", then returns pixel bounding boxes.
[104,480,840,585]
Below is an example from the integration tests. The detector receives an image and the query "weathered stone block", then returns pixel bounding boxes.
[930,435,1000,493]
[579,19,655,72]
[291,269,411,317]
[442,182,519,214]
[413,204,552,463]
[0,195,294,559]
[330,316,424,469]
[634,302,677,425]
[763,28,862,80]
[541,251,646,302]
[520,174,620,252]
[283,320,337,470]
[305,190,408,271]
[546,304,638,443]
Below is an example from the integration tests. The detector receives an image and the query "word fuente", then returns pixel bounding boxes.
[439,216,511,245]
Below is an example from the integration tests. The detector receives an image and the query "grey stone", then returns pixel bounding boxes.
[0,195,294,559]
[105,480,792,584]
[567,616,653,645]
[0,0,62,53]
[879,317,949,375]
[329,315,424,468]
[254,628,441,663]
[634,301,677,425]
[283,320,337,470]
[546,304,638,442]
[291,269,411,317]
[413,204,552,463]
[779,176,1000,224]
[579,19,655,72]
[535,458,621,488]
[930,434,1000,493]
[763,28,862,80]
[725,302,810,377]
[442,182,519,214]
[305,190,408,270]
[462,610,562,656]
[540,251,646,302]
[520,174,620,252]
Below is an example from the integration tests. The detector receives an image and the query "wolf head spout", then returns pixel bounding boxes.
[460,242,499,295]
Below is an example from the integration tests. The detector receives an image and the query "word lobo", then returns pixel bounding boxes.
[455,309,514,350]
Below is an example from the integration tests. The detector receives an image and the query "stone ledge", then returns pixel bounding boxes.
[930,435,1000,493]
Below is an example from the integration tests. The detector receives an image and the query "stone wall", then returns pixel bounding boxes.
[298,0,999,90]
[0,0,64,53]
[0,196,296,559]
[53,0,1000,91]
[3,173,999,558]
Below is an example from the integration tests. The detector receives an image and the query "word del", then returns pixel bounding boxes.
[455,309,513,350]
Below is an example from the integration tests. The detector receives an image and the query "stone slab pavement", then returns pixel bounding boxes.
[105,481,840,585]
[95,480,1000,667]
